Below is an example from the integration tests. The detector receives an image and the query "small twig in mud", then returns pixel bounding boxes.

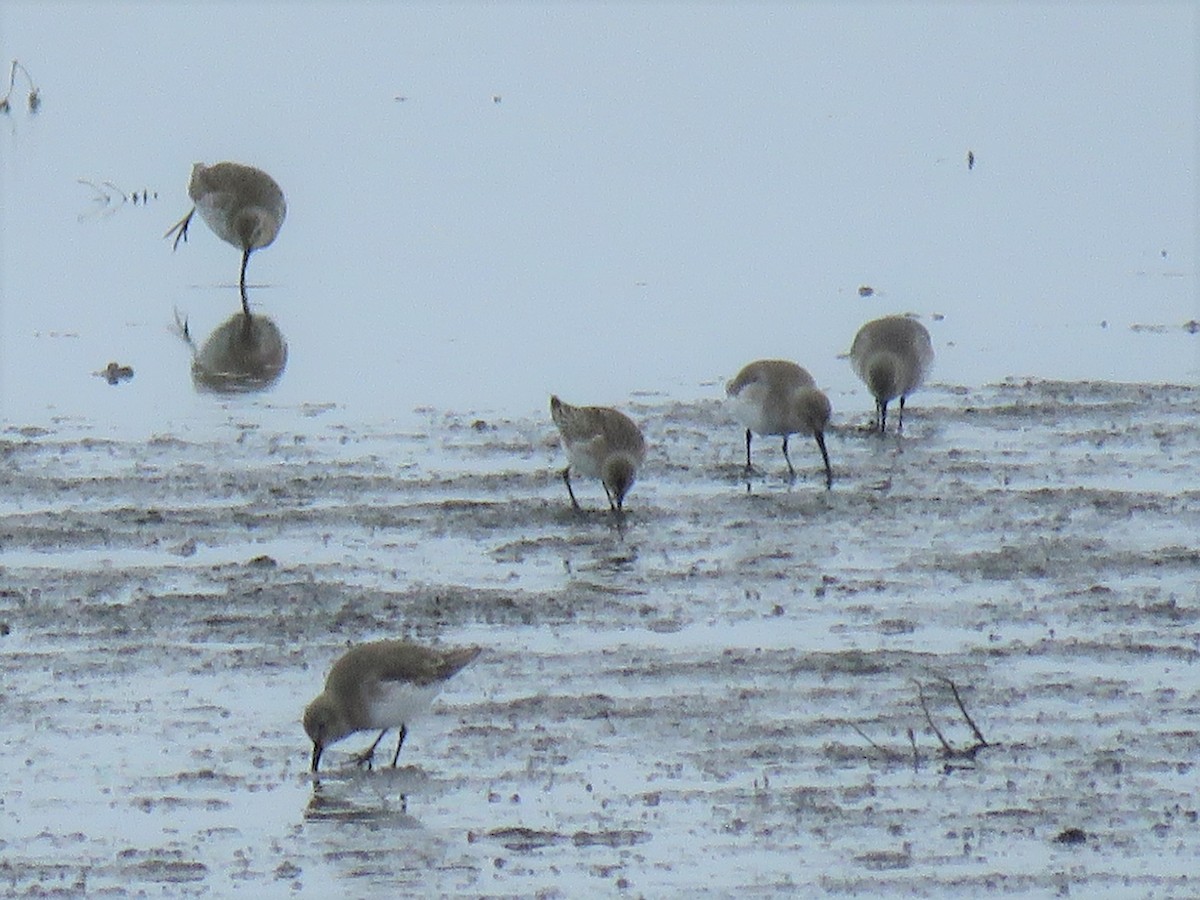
[1,60,40,114]
[915,679,954,754]
[939,676,989,749]
[852,679,993,770]
[914,677,991,762]
[850,722,905,763]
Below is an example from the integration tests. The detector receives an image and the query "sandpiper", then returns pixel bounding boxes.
[165,161,287,315]
[303,640,481,773]
[726,359,832,487]
[849,315,934,433]
[550,395,646,512]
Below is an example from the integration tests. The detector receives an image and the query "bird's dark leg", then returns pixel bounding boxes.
[164,208,195,251]
[744,428,753,472]
[561,467,581,510]
[878,399,888,434]
[782,436,796,478]
[352,729,389,769]
[603,484,616,511]
[239,247,252,316]
[897,396,906,432]
[389,724,408,767]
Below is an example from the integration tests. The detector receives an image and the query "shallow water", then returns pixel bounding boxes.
[2,4,1197,432]
[2,379,1198,896]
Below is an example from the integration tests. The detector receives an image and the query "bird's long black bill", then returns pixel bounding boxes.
[815,431,832,489]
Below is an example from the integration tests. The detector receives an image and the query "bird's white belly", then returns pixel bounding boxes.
[566,438,606,478]
[364,681,443,729]
[729,387,784,436]
[195,194,242,247]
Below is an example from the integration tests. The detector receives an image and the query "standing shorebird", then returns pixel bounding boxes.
[726,359,832,487]
[165,161,287,315]
[550,395,646,512]
[303,640,481,773]
[849,315,934,433]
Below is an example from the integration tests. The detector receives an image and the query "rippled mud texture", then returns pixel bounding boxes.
[2,379,1199,896]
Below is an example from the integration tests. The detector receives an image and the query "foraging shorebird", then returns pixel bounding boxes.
[303,640,481,773]
[726,359,832,487]
[550,395,646,512]
[849,315,934,433]
[165,161,286,315]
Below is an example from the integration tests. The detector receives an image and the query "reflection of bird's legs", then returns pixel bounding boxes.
[352,729,389,769]
[562,467,580,509]
[164,208,196,251]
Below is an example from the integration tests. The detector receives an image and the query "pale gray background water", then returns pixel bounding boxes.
[1,3,1196,433]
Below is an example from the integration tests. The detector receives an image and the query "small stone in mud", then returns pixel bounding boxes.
[247,555,277,568]
[273,860,301,880]
[0,622,10,636]
[96,362,134,385]
[878,618,916,635]
[1053,827,1087,845]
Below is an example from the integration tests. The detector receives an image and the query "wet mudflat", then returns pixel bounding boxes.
[1,378,1198,897]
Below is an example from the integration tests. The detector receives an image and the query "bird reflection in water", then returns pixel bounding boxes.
[303,779,418,826]
[176,309,288,394]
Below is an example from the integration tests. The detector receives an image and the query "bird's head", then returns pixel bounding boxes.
[303,693,345,773]
[603,455,638,511]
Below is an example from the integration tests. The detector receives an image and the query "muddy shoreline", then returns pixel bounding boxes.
[2,379,1198,896]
